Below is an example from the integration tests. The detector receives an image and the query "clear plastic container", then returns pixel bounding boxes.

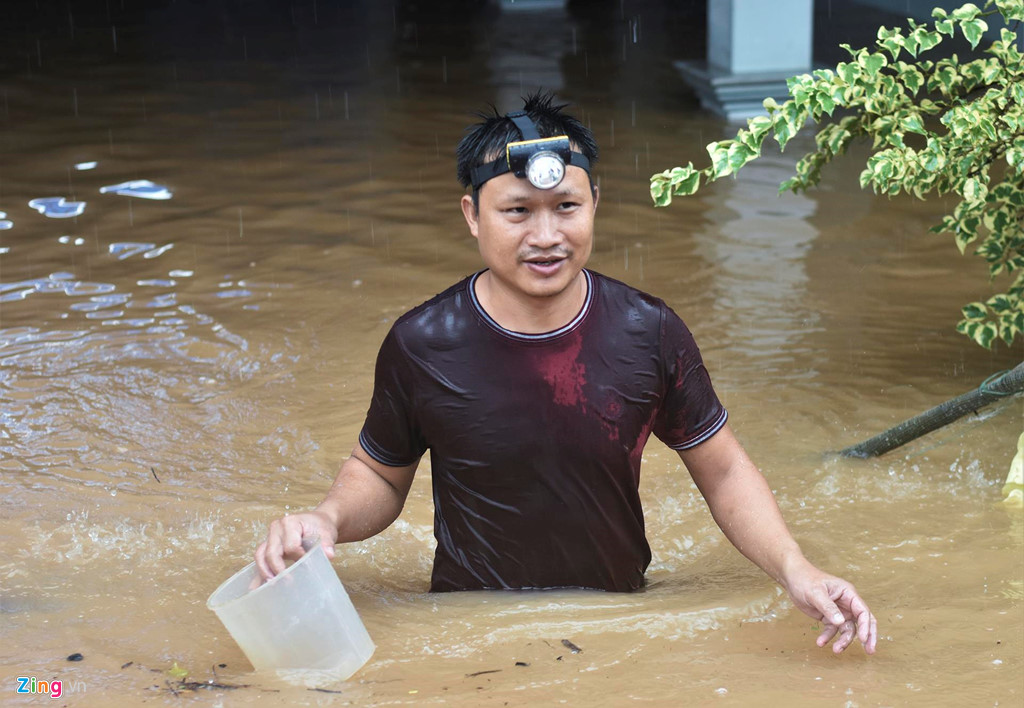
[207,539,375,685]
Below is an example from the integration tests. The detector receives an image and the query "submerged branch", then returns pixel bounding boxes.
[839,361,1024,458]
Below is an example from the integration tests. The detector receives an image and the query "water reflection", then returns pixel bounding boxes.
[693,148,821,374]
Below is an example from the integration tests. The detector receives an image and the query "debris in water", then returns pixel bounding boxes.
[514,661,529,667]
[28,197,86,218]
[67,653,84,662]
[561,639,582,654]
[99,180,173,200]
[465,669,502,678]
[121,661,133,669]
[151,467,161,483]
[75,161,98,170]
[165,679,250,694]
[167,662,189,680]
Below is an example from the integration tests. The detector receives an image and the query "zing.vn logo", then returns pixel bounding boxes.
[15,677,85,699]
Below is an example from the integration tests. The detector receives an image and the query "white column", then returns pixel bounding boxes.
[677,0,814,121]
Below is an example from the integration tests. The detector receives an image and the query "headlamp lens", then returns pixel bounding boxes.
[525,151,566,190]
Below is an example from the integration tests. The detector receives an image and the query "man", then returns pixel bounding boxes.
[256,93,877,655]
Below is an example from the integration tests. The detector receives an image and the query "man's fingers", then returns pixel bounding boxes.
[816,622,839,648]
[832,621,856,654]
[254,541,273,581]
[865,615,878,654]
[814,592,847,627]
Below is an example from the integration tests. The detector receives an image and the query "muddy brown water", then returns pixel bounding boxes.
[1,3,1021,706]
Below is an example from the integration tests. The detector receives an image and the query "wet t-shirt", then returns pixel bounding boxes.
[358,269,727,592]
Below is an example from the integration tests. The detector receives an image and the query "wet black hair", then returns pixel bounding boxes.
[456,91,599,207]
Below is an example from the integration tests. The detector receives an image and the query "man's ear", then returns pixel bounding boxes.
[461,194,480,239]
[591,183,600,212]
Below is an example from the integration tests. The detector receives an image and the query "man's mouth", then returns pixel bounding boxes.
[523,254,568,266]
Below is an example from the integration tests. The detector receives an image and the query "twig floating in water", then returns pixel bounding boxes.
[121,661,133,669]
[561,639,582,654]
[465,669,502,678]
[308,687,346,694]
[151,467,161,483]
[165,679,250,693]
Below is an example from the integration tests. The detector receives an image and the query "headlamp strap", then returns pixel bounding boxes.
[507,111,541,141]
[469,111,591,191]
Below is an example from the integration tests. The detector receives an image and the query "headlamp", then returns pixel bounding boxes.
[470,111,590,191]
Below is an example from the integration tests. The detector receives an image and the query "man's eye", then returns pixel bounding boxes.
[505,206,528,215]
[558,202,579,210]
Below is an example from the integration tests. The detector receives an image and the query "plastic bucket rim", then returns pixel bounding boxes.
[206,536,326,612]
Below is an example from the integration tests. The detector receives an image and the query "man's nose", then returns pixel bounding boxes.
[526,210,561,249]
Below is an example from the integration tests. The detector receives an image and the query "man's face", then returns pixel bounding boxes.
[460,165,598,302]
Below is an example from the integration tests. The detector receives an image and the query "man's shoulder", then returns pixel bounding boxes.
[589,270,670,321]
[387,274,476,344]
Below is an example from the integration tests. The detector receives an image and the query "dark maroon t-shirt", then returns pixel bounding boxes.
[358,269,727,592]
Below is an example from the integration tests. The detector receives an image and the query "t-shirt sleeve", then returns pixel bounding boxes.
[652,304,728,450]
[357,327,428,467]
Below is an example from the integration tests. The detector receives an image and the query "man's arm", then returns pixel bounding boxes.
[677,424,877,654]
[254,443,418,581]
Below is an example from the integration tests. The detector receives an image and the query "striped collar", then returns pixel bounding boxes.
[468,269,594,342]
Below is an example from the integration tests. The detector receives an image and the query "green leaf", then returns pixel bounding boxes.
[858,51,888,76]
[917,29,943,53]
[999,317,1017,345]
[962,301,987,319]
[975,322,998,349]
[774,120,794,152]
[728,142,758,171]
[951,3,982,21]
[996,0,1024,22]
[960,18,988,49]
[673,173,700,197]
[877,26,904,60]
[987,294,1014,313]
[650,171,674,206]
[708,141,733,178]
[747,115,774,143]
[899,65,925,94]
[819,92,836,115]
[837,62,859,85]
[901,113,925,134]
[168,662,189,681]
[829,128,852,154]
[963,177,988,202]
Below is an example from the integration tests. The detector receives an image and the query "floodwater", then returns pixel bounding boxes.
[0,2,1021,706]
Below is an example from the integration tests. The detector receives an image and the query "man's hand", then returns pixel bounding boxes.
[253,444,419,584]
[254,510,339,582]
[678,427,878,655]
[783,563,878,655]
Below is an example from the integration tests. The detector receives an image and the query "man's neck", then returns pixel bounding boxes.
[474,270,588,335]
